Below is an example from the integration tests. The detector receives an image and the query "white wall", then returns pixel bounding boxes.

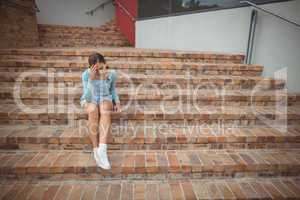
[136,7,252,53]
[136,1,300,91]
[252,1,300,92]
[36,0,115,27]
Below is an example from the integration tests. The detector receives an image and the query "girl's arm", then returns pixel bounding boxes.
[110,70,120,104]
[80,70,89,107]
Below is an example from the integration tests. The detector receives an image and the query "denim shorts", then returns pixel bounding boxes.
[91,95,113,105]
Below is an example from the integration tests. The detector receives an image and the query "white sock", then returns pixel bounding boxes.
[93,147,101,167]
[97,143,110,169]
[93,147,97,153]
[98,143,107,151]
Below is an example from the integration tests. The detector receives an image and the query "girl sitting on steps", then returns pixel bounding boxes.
[80,53,121,170]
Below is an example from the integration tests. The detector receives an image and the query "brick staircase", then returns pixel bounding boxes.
[0,47,299,199]
[38,20,130,47]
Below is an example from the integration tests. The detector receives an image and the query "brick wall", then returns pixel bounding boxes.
[0,0,39,48]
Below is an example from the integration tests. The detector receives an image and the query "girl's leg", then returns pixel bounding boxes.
[85,103,99,149]
[98,100,113,144]
[96,100,113,169]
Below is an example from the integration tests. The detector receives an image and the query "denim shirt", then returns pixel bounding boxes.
[80,68,119,107]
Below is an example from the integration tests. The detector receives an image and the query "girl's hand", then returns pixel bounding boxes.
[114,102,122,112]
[89,65,98,80]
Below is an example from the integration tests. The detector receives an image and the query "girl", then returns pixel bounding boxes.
[80,53,121,169]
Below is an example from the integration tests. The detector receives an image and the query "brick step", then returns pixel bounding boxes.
[39,38,128,43]
[37,21,130,48]
[38,30,123,36]
[38,26,121,33]
[39,25,120,30]
[39,33,127,40]
[0,48,245,63]
[38,38,129,46]
[0,60,263,76]
[1,87,299,106]
[38,27,125,38]
[38,28,124,35]
[0,149,299,179]
[1,177,300,199]
[1,98,296,107]
[38,28,125,34]
[39,41,130,47]
[0,125,299,150]
[38,39,129,46]
[0,105,298,125]
[1,55,243,63]
[39,44,130,48]
[39,41,130,48]
[38,44,130,48]
[38,24,121,34]
[0,72,285,90]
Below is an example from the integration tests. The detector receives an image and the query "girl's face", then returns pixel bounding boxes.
[96,62,108,71]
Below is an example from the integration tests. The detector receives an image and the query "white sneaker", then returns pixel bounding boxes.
[93,149,102,167]
[97,144,111,170]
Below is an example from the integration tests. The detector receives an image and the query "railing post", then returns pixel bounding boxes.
[245,9,257,64]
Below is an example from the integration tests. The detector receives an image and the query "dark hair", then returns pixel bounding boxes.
[88,53,106,66]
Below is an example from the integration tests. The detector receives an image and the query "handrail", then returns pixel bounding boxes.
[114,0,136,22]
[86,0,113,16]
[245,9,258,64]
[33,1,40,12]
[240,0,300,28]
[241,0,300,64]
[0,0,40,13]
[35,2,40,12]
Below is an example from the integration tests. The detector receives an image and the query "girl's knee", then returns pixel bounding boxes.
[86,103,99,122]
[85,103,98,114]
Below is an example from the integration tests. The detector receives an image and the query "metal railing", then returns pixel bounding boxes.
[86,0,113,16]
[86,0,135,22]
[241,0,300,64]
[0,0,40,13]
[245,9,258,65]
[241,0,300,28]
